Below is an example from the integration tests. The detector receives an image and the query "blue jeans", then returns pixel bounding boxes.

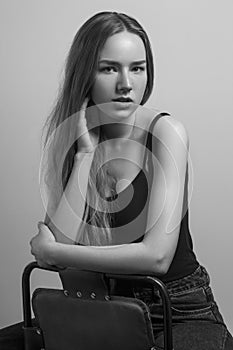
[131,264,233,349]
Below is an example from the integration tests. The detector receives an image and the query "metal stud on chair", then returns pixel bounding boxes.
[90,292,96,299]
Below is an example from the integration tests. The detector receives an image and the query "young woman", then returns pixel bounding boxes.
[1,11,233,350]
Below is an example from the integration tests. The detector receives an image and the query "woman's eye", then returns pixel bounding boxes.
[132,66,145,72]
[99,66,145,73]
[100,66,116,73]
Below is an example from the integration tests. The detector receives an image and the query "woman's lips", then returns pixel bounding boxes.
[112,100,133,109]
[112,98,133,102]
[113,101,132,103]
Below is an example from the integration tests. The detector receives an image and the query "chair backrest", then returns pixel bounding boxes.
[32,288,155,350]
[22,262,173,350]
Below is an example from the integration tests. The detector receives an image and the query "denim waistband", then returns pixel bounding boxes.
[163,264,210,294]
[132,264,211,297]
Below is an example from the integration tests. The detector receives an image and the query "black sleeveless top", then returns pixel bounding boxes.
[82,112,199,282]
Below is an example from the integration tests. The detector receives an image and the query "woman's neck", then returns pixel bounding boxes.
[100,111,136,142]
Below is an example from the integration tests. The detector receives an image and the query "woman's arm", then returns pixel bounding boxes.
[33,116,189,276]
[31,223,162,274]
[45,151,94,244]
[47,240,164,275]
[142,116,189,273]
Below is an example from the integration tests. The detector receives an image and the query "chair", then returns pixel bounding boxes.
[22,261,173,350]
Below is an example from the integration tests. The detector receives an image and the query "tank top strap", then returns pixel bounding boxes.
[131,112,171,244]
[145,111,171,150]
[141,111,171,173]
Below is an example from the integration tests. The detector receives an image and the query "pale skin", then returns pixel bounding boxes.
[30,31,189,275]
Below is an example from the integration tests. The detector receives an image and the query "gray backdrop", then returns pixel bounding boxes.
[0,0,232,333]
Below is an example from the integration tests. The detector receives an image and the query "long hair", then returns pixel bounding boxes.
[41,11,154,245]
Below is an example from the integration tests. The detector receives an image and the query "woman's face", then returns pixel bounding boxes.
[91,31,147,119]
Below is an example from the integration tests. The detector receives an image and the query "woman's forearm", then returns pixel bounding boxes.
[47,152,94,243]
[48,241,164,276]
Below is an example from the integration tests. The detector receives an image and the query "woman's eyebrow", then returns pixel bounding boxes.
[98,59,146,65]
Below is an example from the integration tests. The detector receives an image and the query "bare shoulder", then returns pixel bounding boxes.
[152,114,190,150]
[135,108,189,150]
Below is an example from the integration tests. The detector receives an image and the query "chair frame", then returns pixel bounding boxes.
[22,261,173,350]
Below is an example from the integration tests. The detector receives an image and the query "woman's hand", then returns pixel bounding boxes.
[30,222,62,269]
[76,97,99,153]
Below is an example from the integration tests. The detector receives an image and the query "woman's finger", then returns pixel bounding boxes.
[79,97,89,119]
[76,96,97,152]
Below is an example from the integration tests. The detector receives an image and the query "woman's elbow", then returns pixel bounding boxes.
[140,242,173,276]
[140,251,169,276]
[149,255,170,276]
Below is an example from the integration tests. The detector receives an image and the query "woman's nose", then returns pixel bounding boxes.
[116,70,132,93]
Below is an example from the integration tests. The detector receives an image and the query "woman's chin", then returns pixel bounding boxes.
[96,102,138,121]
